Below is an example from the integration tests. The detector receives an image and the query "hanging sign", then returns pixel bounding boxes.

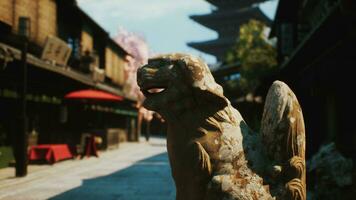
[41,36,72,67]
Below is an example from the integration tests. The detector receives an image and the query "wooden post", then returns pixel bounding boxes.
[15,17,30,177]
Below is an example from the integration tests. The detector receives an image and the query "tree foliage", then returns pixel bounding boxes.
[225,19,277,94]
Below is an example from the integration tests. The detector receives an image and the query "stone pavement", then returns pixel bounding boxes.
[0,137,175,200]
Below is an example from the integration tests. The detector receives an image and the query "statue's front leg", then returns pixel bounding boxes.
[172,141,213,200]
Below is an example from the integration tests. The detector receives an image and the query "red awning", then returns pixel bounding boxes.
[65,89,124,101]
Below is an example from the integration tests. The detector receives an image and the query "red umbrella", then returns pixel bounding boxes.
[65,89,124,102]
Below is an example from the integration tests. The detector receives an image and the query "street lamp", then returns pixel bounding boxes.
[15,16,30,177]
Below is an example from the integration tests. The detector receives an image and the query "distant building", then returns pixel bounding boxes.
[0,0,139,169]
[188,0,271,62]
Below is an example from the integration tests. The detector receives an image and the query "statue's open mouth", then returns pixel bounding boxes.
[147,88,165,94]
[141,86,166,97]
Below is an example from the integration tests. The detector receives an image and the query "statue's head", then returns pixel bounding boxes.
[137,53,227,118]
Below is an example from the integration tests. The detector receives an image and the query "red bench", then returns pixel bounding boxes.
[28,144,73,164]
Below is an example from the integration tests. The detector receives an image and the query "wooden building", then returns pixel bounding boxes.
[270,0,356,160]
[0,0,138,168]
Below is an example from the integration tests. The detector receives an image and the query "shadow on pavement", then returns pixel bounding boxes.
[49,152,175,200]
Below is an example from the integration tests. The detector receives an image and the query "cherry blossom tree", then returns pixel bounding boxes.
[114,28,154,139]
[114,28,148,101]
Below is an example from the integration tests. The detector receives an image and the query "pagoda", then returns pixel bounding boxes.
[188,0,272,62]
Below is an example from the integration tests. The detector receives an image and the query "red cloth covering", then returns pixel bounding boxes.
[28,144,73,164]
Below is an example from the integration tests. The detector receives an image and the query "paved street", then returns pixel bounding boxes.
[0,137,175,200]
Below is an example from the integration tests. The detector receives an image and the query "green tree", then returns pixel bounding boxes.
[225,19,277,94]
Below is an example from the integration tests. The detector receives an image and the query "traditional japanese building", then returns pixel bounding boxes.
[271,0,356,159]
[0,0,138,171]
[188,0,271,62]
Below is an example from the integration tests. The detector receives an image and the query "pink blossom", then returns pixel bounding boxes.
[114,28,153,121]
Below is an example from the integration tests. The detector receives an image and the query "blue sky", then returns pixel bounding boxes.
[77,0,278,64]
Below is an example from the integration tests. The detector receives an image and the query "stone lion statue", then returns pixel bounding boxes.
[137,53,306,200]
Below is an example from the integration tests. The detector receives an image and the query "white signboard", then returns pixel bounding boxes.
[41,36,72,67]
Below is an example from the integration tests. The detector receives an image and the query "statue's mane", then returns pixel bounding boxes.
[200,104,239,134]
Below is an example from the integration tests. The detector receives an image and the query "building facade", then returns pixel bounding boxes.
[0,0,138,169]
[271,0,356,159]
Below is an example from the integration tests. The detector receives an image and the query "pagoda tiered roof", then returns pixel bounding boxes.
[206,0,266,9]
[190,7,271,32]
[188,0,271,61]
[187,37,236,60]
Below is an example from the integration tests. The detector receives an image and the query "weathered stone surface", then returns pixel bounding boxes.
[137,53,306,200]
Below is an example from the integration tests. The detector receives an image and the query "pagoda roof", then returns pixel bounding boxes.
[187,37,236,60]
[190,6,272,31]
[206,0,266,9]
[212,61,241,78]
